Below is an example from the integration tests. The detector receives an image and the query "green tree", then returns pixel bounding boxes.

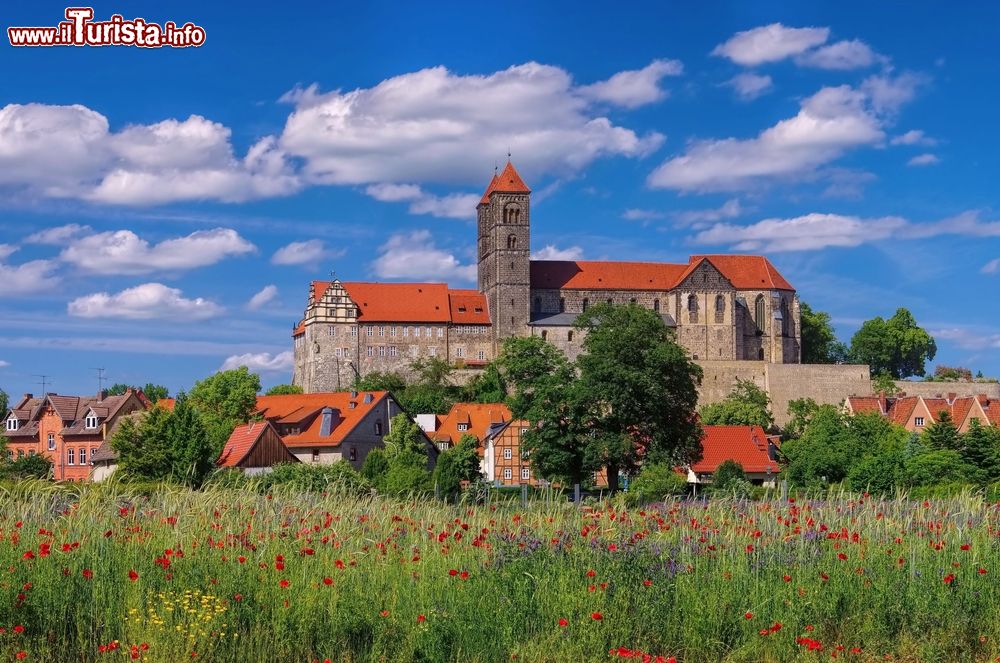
[107,383,169,402]
[960,419,1000,485]
[627,463,688,504]
[800,302,848,364]
[1,454,52,480]
[700,379,774,430]
[848,450,904,495]
[265,384,304,396]
[713,460,747,491]
[923,411,961,451]
[574,303,704,491]
[360,448,390,490]
[188,367,261,454]
[902,449,970,487]
[110,409,173,480]
[462,363,507,403]
[0,389,8,417]
[168,393,214,487]
[409,357,453,389]
[354,372,407,394]
[784,398,819,439]
[382,413,428,459]
[497,337,590,486]
[849,308,937,379]
[926,365,973,382]
[433,436,480,500]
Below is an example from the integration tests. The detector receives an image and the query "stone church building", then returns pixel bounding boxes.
[293,162,801,392]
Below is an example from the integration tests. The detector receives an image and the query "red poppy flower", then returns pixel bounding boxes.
[459,571,469,580]
[586,569,596,577]
[448,569,458,576]
[322,577,333,586]
[82,569,93,580]
[643,579,653,587]
[558,618,568,627]
[783,574,792,582]
[744,611,753,620]
[591,612,603,620]
[979,568,988,575]
[233,593,243,602]
[943,574,955,585]
[837,553,848,561]
[128,570,139,581]
[14,625,24,634]
[380,610,390,618]
[15,652,26,660]
[417,614,426,623]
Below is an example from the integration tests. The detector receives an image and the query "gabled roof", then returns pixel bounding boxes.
[430,402,511,450]
[255,391,389,447]
[846,396,884,415]
[530,255,794,292]
[888,396,920,426]
[690,255,794,291]
[530,260,688,291]
[449,289,491,325]
[5,391,141,438]
[217,421,296,468]
[493,161,530,193]
[691,425,779,475]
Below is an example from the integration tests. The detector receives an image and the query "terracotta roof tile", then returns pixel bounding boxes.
[479,173,499,205]
[690,425,779,475]
[256,391,388,447]
[449,290,491,325]
[431,402,511,454]
[690,255,795,290]
[950,397,975,428]
[217,421,296,468]
[922,398,950,421]
[530,260,688,291]
[847,396,883,415]
[888,397,919,426]
[493,161,530,193]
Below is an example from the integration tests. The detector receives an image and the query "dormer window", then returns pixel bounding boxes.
[5,417,17,431]
[85,413,99,429]
[457,423,469,432]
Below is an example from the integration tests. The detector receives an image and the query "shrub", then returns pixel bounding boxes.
[712,460,746,492]
[627,463,688,505]
[259,462,371,495]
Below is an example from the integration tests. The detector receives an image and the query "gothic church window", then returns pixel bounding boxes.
[507,234,517,249]
[715,295,725,324]
[754,295,766,334]
[653,299,660,312]
[781,299,791,337]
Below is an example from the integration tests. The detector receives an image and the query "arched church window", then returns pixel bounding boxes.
[754,295,766,334]
[541,330,547,341]
[781,298,791,337]
[505,206,521,224]
[715,295,725,324]
[568,331,574,342]
[582,298,589,312]
[688,294,699,324]
[653,299,660,312]
[507,234,517,249]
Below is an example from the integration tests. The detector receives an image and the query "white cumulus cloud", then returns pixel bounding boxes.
[372,230,476,283]
[279,62,664,188]
[25,223,92,245]
[365,183,479,220]
[247,285,279,310]
[891,130,937,146]
[0,248,60,297]
[907,153,940,167]
[271,240,335,266]
[61,227,256,275]
[67,283,224,320]
[532,245,584,260]
[711,23,830,66]
[982,258,1000,275]
[220,351,294,373]
[724,73,773,101]
[795,39,885,70]
[578,59,683,108]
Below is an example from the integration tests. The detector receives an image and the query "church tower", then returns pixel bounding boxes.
[477,161,532,343]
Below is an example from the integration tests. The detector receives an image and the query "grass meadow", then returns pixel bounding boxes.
[0,481,997,662]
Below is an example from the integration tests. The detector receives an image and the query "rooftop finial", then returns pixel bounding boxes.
[507,146,511,161]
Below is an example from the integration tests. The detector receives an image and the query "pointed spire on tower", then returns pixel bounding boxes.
[494,160,531,193]
[479,171,500,206]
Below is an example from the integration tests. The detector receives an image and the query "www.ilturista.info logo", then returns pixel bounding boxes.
[8,8,206,48]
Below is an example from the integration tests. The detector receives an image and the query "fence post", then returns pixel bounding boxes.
[521,484,528,508]
[780,479,789,501]
[574,483,581,505]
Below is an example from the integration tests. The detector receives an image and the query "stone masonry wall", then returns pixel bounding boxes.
[888,381,1000,399]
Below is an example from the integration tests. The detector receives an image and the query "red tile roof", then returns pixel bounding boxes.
[531,260,689,291]
[431,402,511,450]
[987,402,1000,426]
[691,425,779,475]
[255,391,388,447]
[689,255,794,290]
[846,396,883,415]
[950,397,975,428]
[479,173,499,205]
[530,255,794,291]
[887,396,919,426]
[216,421,291,468]
[493,161,531,193]
[448,290,490,325]
[922,398,950,421]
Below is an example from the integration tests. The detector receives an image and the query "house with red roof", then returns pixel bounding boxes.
[292,161,801,392]
[4,389,150,481]
[845,392,1000,433]
[687,425,781,486]
[217,421,298,474]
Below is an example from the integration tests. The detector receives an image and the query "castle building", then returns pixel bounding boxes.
[293,162,801,392]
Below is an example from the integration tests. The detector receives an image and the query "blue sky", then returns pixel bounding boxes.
[2,1,999,397]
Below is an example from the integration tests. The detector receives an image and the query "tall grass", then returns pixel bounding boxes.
[0,481,997,662]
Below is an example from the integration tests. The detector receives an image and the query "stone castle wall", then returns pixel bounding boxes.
[696,361,872,427]
[888,380,1000,399]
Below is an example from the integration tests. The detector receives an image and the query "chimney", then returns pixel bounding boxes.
[947,392,957,404]
[319,407,335,437]
[98,389,108,401]
[23,393,33,401]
